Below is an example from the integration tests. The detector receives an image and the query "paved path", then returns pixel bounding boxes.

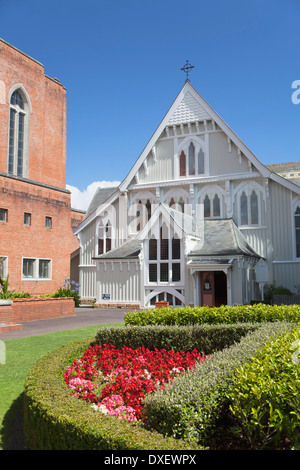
[0,306,129,340]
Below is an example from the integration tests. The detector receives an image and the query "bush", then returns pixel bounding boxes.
[141,322,296,444]
[226,326,300,449]
[23,338,203,450]
[124,304,300,326]
[93,323,258,355]
[24,321,297,449]
[50,279,80,307]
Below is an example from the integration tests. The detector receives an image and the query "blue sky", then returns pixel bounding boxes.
[0,0,299,210]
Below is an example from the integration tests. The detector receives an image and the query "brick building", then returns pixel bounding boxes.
[0,38,83,295]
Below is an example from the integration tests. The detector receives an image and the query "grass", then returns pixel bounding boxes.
[0,322,124,450]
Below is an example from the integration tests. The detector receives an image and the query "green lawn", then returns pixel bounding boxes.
[0,322,124,450]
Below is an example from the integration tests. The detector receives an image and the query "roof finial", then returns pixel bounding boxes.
[181,60,194,82]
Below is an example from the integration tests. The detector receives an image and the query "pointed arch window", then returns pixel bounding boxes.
[178,141,206,178]
[202,193,221,218]
[239,188,260,226]
[98,220,112,255]
[8,89,29,177]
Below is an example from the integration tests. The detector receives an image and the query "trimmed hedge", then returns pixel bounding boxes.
[124,304,300,326]
[141,322,296,444]
[227,325,300,449]
[23,338,203,450]
[23,321,297,449]
[92,323,258,354]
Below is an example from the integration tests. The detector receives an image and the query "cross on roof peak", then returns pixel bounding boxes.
[181,60,194,82]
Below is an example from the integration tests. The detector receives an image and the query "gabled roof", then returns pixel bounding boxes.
[119,80,272,191]
[83,186,118,220]
[75,81,300,235]
[188,219,260,258]
[93,238,141,260]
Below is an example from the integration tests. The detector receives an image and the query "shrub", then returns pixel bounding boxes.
[51,278,80,307]
[226,326,300,449]
[93,324,258,355]
[23,339,203,450]
[124,304,300,326]
[141,322,296,444]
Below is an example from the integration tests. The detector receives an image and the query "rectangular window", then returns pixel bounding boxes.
[160,263,169,282]
[149,264,157,282]
[172,238,180,259]
[45,216,52,229]
[172,263,181,282]
[0,209,8,222]
[23,258,35,278]
[39,259,51,279]
[24,212,31,226]
[22,258,52,280]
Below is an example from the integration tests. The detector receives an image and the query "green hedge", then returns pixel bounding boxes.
[227,325,300,449]
[141,322,296,444]
[93,323,258,354]
[23,338,203,450]
[124,304,300,326]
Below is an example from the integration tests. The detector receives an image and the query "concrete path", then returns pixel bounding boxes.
[0,306,129,340]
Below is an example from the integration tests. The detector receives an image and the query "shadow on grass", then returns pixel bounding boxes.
[1,392,27,450]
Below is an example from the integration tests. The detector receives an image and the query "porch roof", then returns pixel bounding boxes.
[188,219,260,258]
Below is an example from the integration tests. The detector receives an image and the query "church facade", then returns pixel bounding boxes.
[75,80,300,308]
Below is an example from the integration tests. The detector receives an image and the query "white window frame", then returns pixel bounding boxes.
[22,257,52,280]
[7,86,31,178]
[0,256,8,279]
[234,182,264,228]
[175,136,209,180]
[145,224,184,288]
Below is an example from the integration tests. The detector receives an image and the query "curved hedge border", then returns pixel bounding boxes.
[124,304,300,326]
[141,322,297,444]
[23,321,297,450]
[23,338,203,450]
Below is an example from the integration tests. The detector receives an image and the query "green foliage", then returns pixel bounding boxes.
[23,319,297,450]
[50,279,80,307]
[125,303,300,326]
[227,326,300,449]
[23,339,203,450]
[93,323,258,355]
[141,322,296,444]
[0,274,31,299]
[263,282,293,304]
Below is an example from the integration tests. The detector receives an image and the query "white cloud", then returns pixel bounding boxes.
[67,181,120,211]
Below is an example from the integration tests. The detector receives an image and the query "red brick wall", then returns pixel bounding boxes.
[0,39,73,297]
[0,174,72,294]
[0,39,66,188]
[0,297,74,323]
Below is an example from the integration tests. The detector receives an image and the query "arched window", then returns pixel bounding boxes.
[178,140,206,177]
[98,220,112,254]
[295,206,300,258]
[202,193,221,218]
[8,89,28,177]
[240,191,248,225]
[239,188,260,226]
[188,142,195,176]
[179,151,186,177]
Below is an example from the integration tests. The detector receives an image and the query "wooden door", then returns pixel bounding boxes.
[201,272,215,307]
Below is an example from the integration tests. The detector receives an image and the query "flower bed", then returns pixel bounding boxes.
[64,344,208,422]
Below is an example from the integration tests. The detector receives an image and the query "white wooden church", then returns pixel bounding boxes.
[75,78,300,308]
